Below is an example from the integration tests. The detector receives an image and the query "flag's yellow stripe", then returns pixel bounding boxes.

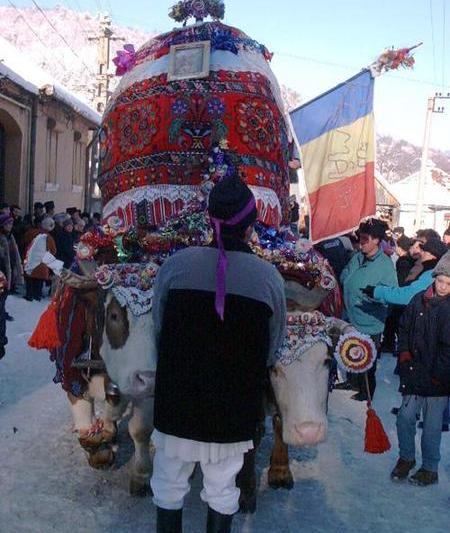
[301,113,375,194]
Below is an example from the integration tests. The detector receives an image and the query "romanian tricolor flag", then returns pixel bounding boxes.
[290,70,376,243]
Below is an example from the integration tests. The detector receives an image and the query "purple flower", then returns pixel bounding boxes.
[190,0,208,20]
[172,99,189,116]
[207,98,225,117]
[112,44,136,76]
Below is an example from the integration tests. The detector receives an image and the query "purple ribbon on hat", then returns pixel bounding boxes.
[210,196,256,321]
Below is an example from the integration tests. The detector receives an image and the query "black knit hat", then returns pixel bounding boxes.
[358,218,387,241]
[421,238,447,260]
[208,176,257,233]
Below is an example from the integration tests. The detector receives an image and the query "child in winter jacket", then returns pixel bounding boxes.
[391,252,450,486]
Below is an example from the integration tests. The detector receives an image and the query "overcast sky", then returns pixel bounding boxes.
[4,0,450,151]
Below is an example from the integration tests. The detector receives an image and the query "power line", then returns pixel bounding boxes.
[60,0,92,41]
[6,0,68,73]
[274,50,449,89]
[30,0,96,76]
[430,0,438,84]
[442,0,447,89]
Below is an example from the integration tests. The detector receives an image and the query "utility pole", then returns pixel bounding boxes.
[414,92,450,231]
[89,14,123,114]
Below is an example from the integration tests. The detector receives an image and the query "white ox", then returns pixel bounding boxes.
[61,270,157,496]
[238,317,352,512]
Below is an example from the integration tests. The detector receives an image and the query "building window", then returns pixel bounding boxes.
[45,125,59,185]
[72,132,85,187]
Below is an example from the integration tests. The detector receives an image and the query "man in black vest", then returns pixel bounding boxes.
[150,176,286,532]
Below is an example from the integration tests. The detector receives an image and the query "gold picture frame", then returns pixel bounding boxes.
[167,40,211,81]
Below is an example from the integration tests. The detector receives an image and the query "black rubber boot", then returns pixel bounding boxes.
[156,507,182,533]
[206,507,233,533]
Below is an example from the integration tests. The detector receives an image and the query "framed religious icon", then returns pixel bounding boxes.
[167,40,211,81]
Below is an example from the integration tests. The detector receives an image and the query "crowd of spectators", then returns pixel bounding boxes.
[0,201,101,358]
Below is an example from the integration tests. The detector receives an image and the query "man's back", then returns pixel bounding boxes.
[152,244,286,443]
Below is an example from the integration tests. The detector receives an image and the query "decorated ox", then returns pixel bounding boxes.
[236,315,352,512]
[64,264,158,496]
[236,243,356,513]
[30,263,158,496]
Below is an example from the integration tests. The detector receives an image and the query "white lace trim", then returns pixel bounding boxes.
[152,429,254,463]
[104,184,282,224]
[250,185,282,224]
[112,286,153,317]
[106,49,286,127]
[103,185,200,218]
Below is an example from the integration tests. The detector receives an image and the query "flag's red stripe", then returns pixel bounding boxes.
[309,162,376,243]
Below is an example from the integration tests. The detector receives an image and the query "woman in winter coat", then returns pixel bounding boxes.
[0,214,23,291]
[24,217,57,301]
[391,252,450,486]
[339,219,398,400]
[55,219,76,269]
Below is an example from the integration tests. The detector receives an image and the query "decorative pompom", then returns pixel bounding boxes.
[334,332,377,374]
[365,407,391,454]
[28,300,62,350]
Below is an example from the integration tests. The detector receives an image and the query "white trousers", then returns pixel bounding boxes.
[151,447,244,515]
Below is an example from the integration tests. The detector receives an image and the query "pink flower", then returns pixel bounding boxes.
[113,44,136,76]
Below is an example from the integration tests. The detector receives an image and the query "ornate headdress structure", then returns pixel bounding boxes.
[100,1,292,229]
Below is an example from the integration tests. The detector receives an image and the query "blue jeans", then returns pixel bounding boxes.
[397,395,449,472]
[443,399,449,426]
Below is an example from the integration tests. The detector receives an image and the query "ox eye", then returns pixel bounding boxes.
[110,312,118,320]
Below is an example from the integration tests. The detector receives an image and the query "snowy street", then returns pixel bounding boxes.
[0,295,449,533]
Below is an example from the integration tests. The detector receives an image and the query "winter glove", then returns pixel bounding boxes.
[362,286,375,298]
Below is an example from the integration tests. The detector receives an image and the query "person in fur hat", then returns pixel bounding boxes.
[391,251,450,485]
[150,175,286,533]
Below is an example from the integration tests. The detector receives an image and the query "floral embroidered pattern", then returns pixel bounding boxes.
[276,312,332,366]
[134,22,273,65]
[169,95,228,149]
[118,103,160,155]
[236,99,280,154]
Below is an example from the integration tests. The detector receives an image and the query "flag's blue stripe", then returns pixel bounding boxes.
[290,70,374,146]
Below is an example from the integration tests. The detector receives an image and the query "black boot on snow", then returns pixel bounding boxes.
[156,507,182,533]
[206,507,233,533]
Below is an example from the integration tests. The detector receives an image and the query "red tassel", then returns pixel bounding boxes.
[28,300,62,350]
[364,406,391,454]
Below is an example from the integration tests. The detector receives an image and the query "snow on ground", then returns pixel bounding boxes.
[0,294,449,533]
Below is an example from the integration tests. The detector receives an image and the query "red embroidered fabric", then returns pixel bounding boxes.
[98,70,290,227]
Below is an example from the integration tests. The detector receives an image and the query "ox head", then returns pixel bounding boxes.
[100,292,157,398]
[61,269,157,399]
[270,343,331,447]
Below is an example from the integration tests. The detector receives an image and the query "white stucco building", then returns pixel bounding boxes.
[390,164,450,236]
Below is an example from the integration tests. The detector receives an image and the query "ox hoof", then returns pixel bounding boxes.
[268,469,294,490]
[129,478,151,497]
[239,493,257,514]
[87,446,116,470]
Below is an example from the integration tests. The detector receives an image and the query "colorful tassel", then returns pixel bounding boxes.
[28,300,62,350]
[364,407,391,454]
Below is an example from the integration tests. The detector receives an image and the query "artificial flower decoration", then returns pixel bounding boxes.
[112,44,137,76]
[169,0,225,24]
[334,333,377,374]
[76,242,96,261]
[369,43,422,77]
